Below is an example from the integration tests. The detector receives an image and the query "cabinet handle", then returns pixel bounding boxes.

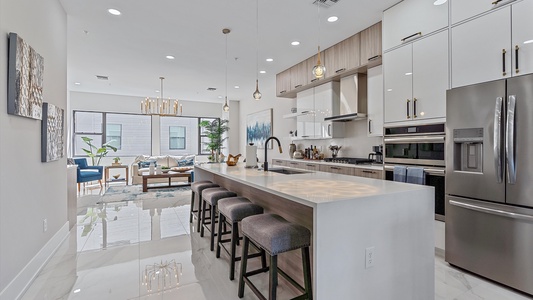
[514,45,520,73]
[301,135,309,138]
[368,55,382,61]
[413,98,418,118]
[401,32,422,42]
[335,68,346,74]
[406,99,411,119]
[331,167,341,170]
[306,164,315,167]
[280,90,287,94]
[368,119,372,134]
[294,84,302,89]
[492,0,502,5]
[362,170,374,174]
[311,78,319,82]
[328,124,331,136]
[502,49,507,76]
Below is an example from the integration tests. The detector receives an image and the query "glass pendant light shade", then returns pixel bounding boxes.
[312,46,326,79]
[253,79,262,100]
[223,96,230,112]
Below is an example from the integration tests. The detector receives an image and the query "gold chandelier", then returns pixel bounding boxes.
[141,77,182,116]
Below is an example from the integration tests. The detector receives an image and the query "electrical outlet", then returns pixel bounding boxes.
[365,247,375,269]
[43,219,48,232]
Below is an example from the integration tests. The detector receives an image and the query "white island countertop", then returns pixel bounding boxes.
[194,163,435,299]
[195,162,427,207]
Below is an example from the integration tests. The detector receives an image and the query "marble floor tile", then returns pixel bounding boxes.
[20,191,533,300]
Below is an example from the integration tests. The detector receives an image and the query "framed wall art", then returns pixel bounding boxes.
[7,32,44,120]
[246,108,272,149]
[41,102,64,162]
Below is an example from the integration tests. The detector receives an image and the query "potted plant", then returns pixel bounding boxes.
[112,157,121,166]
[81,136,118,166]
[199,119,230,162]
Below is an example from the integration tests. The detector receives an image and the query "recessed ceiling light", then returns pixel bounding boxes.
[524,40,533,44]
[166,55,175,60]
[405,72,413,76]
[73,289,81,294]
[291,41,300,46]
[387,89,393,92]
[266,58,274,62]
[327,16,339,22]
[218,95,223,99]
[155,90,160,93]
[108,8,121,15]
[234,85,240,89]
[259,70,266,74]
[74,82,81,85]
[433,0,447,5]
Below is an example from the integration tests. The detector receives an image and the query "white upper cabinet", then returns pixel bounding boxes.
[296,89,316,138]
[451,7,512,88]
[412,30,449,120]
[384,44,412,123]
[367,65,384,137]
[383,0,448,52]
[512,0,533,76]
[385,30,449,123]
[451,0,521,25]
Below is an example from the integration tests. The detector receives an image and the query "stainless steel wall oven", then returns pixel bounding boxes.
[384,123,446,221]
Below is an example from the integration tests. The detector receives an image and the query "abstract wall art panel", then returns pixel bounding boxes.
[246,108,272,149]
[7,32,44,120]
[41,103,64,162]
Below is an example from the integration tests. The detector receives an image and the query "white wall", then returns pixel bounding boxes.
[0,0,68,298]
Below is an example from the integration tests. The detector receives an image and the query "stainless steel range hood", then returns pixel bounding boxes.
[325,74,367,122]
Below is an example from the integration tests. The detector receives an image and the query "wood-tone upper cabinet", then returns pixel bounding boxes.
[306,50,327,85]
[290,61,308,90]
[276,68,291,96]
[319,165,354,175]
[325,33,361,77]
[360,22,382,65]
[383,0,448,51]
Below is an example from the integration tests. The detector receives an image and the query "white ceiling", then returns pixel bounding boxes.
[60,0,398,104]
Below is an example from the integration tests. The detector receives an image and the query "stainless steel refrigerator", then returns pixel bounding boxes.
[446,74,533,296]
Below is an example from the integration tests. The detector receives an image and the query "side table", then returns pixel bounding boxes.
[105,165,129,188]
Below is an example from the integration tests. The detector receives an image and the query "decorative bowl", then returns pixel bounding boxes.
[112,174,120,179]
[161,169,171,173]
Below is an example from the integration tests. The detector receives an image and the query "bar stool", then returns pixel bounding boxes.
[216,196,266,280]
[201,187,237,251]
[190,181,219,232]
[238,213,312,300]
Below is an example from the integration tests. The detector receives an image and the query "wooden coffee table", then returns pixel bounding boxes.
[141,172,192,192]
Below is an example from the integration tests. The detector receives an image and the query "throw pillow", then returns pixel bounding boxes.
[176,156,194,167]
[138,160,157,168]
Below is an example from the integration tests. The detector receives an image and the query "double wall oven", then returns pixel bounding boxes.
[383,123,446,221]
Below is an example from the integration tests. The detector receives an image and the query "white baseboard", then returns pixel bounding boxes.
[0,222,69,300]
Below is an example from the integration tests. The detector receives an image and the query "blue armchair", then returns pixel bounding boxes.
[74,158,103,192]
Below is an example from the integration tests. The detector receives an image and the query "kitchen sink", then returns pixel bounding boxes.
[267,168,310,175]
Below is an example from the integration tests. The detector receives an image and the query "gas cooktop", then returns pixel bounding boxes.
[323,157,375,165]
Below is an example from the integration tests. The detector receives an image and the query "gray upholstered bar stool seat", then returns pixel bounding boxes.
[238,213,312,300]
[201,187,237,251]
[190,181,219,232]
[216,197,266,280]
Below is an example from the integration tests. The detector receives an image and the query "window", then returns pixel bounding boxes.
[169,126,186,150]
[73,111,103,156]
[106,124,122,150]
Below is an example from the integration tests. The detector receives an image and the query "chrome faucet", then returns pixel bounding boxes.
[263,136,283,171]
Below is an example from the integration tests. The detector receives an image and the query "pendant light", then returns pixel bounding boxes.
[252,0,262,100]
[312,2,326,79]
[223,28,230,112]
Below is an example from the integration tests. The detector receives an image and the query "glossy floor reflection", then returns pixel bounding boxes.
[21,189,532,300]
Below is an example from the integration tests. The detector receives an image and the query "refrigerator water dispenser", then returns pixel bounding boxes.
[453,128,483,173]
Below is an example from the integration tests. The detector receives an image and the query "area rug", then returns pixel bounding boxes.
[99,185,191,203]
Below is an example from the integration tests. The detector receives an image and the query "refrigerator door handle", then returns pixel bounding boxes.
[494,97,503,183]
[507,95,517,184]
[449,200,533,222]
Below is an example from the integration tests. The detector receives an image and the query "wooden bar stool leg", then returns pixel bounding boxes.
[229,222,239,280]
[238,236,250,298]
[302,246,313,300]
[216,213,224,258]
[196,193,203,232]
[209,204,217,251]
[200,200,208,237]
[269,255,278,300]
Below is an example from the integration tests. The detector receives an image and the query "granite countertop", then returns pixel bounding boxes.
[195,163,431,207]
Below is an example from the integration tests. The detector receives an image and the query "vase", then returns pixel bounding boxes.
[289,143,296,159]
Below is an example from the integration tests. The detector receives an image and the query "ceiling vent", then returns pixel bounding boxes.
[312,0,339,8]
[96,75,109,80]
[207,87,217,91]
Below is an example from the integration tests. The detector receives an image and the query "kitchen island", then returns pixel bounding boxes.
[194,163,435,299]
